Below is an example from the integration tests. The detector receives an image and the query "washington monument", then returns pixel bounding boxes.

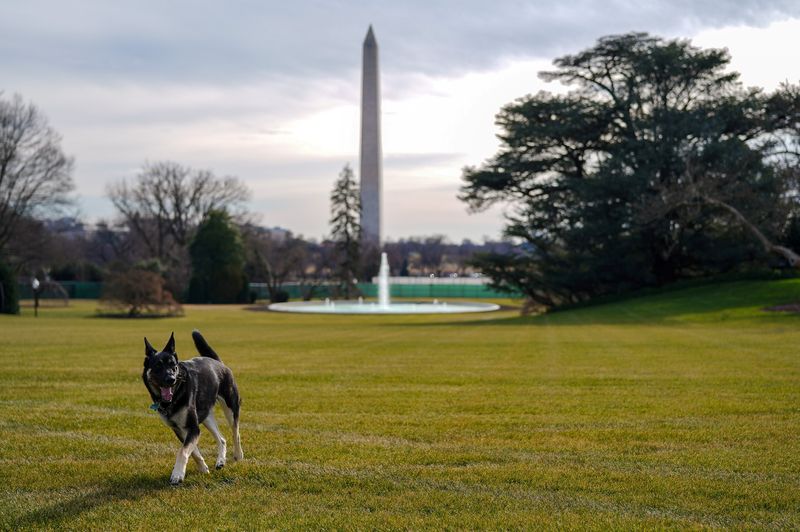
[360,25,382,247]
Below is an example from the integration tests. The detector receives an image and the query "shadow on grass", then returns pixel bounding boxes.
[89,313,180,319]
[14,472,169,529]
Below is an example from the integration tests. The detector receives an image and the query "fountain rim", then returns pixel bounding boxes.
[267,299,501,315]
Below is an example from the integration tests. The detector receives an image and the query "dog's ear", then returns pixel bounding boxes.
[144,337,156,358]
[144,337,156,368]
[163,332,176,355]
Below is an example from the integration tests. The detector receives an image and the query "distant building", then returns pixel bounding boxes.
[44,217,88,239]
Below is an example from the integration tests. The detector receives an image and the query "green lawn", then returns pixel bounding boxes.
[2,280,800,529]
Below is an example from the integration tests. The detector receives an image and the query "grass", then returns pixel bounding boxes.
[1,279,800,529]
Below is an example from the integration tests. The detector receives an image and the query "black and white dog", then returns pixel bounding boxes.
[142,330,243,485]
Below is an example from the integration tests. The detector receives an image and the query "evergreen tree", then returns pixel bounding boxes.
[461,33,800,307]
[187,210,248,303]
[329,164,361,298]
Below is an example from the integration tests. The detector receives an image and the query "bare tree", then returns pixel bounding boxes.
[0,94,74,255]
[295,240,333,300]
[107,161,250,294]
[419,235,446,275]
[3,216,64,274]
[108,161,250,259]
[86,220,140,266]
[244,227,309,302]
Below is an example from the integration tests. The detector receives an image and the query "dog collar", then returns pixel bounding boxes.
[150,401,173,415]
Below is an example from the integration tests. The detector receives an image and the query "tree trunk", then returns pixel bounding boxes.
[704,196,800,268]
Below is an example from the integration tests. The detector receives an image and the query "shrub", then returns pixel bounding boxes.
[98,268,183,317]
[270,289,289,303]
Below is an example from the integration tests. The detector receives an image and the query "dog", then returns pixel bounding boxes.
[142,330,243,485]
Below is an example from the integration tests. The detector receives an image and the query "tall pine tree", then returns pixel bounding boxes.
[329,164,361,299]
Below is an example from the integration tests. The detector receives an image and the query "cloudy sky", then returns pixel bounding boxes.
[2,1,799,241]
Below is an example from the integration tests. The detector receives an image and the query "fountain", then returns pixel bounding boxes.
[268,252,500,315]
[378,252,391,307]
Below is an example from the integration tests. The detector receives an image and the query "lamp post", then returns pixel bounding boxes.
[32,277,40,317]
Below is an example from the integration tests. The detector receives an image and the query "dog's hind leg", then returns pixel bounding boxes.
[190,446,209,474]
[220,401,242,462]
[202,411,227,469]
[219,383,243,461]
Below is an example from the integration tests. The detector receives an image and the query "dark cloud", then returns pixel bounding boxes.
[2,0,798,86]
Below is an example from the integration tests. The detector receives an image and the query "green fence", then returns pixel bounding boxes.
[373,283,514,299]
[18,281,103,299]
[18,280,517,301]
[249,282,516,300]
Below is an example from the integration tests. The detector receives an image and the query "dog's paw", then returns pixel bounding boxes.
[197,462,210,474]
[233,449,243,461]
[215,461,225,470]
[170,467,185,485]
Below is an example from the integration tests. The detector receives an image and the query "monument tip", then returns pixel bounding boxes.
[364,25,377,46]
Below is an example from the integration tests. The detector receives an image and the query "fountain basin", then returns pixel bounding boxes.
[270,253,500,315]
[268,300,500,315]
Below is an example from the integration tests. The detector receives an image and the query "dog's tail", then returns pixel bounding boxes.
[192,330,221,361]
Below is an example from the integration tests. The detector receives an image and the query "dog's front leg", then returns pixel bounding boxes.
[171,427,209,474]
[170,412,200,485]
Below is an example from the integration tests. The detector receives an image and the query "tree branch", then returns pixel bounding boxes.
[703,195,800,267]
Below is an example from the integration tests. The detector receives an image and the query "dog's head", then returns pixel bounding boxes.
[143,332,180,402]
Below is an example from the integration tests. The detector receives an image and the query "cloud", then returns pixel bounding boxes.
[385,153,463,169]
[692,18,800,90]
[3,0,799,85]
[383,184,507,242]
[4,1,800,241]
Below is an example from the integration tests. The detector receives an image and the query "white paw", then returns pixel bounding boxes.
[197,462,210,474]
[215,459,226,470]
[233,448,243,461]
[169,473,184,485]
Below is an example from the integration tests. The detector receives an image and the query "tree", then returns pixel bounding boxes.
[2,216,59,274]
[187,210,249,304]
[0,93,74,256]
[638,81,800,268]
[244,227,310,303]
[85,220,140,267]
[107,161,250,296]
[329,164,361,298]
[461,33,800,307]
[0,260,19,314]
[419,235,446,274]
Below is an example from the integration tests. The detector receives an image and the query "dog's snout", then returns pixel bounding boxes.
[164,374,177,385]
